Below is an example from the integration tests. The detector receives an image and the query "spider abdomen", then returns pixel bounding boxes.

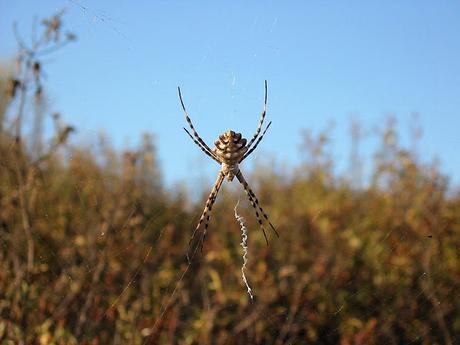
[213,130,248,163]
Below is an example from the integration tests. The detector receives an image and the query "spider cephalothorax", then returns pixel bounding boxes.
[178,81,278,261]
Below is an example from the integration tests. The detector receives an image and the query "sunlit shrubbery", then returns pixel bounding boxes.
[1,13,459,345]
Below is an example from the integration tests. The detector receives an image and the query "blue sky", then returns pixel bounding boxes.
[1,1,460,188]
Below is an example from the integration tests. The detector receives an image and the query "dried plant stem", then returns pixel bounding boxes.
[14,151,34,274]
[7,12,76,278]
[234,200,254,300]
[11,53,34,274]
[422,241,453,345]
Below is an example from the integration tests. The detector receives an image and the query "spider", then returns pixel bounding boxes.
[178,80,279,261]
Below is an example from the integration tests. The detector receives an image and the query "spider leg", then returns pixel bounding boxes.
[187,172,225,262]
[240,121,272,162]
[178,87,218,160]
[199,175,224,252]
[183,128,220,164]
[236,170,279,240]
[245,80,268,151]
[235,170,270,245]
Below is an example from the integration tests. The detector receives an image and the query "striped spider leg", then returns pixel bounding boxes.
[236,170,279,244]
[245,80,268,150]
[178,81,278,262]
[186,172,224,262]
[178,86,220,164]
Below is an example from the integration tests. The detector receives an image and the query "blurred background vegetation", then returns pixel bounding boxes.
[1,12,459,345]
